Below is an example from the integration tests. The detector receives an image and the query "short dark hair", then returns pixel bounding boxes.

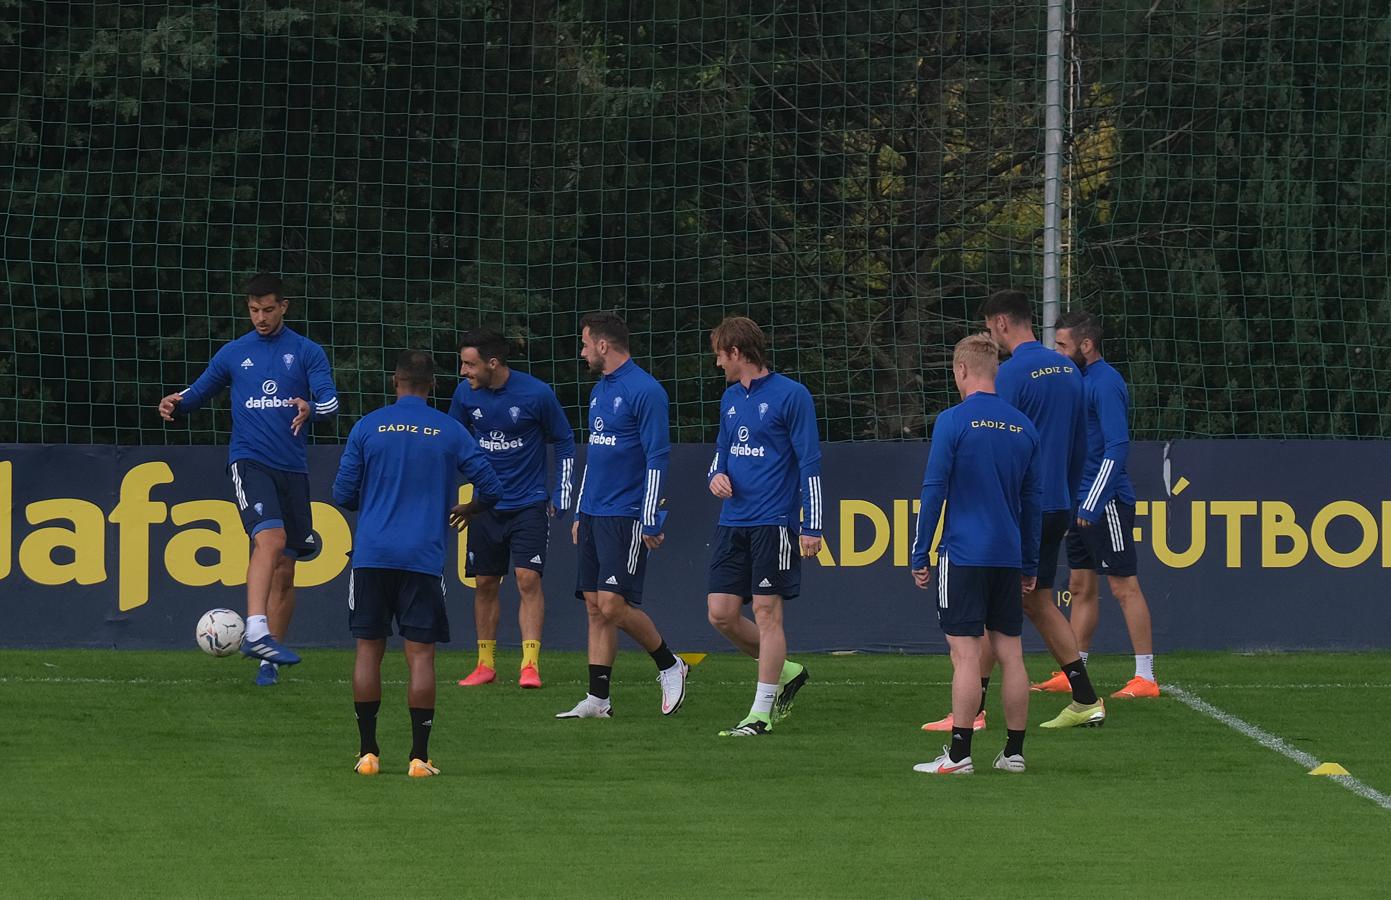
[1056,309,1103,348]
[580,311,630,350]
[459,328,511,364]
[710,316,768,368]
[978,289,1033,325]
[395,349,436,389]
[244,273,286,300]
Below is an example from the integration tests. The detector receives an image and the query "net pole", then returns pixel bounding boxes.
[1041,0,1066,348]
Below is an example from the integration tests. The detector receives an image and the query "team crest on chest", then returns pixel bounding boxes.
[759,402,769,419]
[613,396,623,412]
[282,353,295,370]
[509,405,520,422]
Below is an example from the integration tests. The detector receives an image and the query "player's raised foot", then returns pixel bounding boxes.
[921,710,986,732]
[992,751,1026,773]
[1039,699,1106,729]
[1111,676,1161,699]
[254,661,279,687]
[518,664,542,689]
[913,747,973,774]
[719,713,772,737]
[772,666,808,725]
[555,695,612,719]
[240,634,301,666]
[353,752,380,776]
[408,759,440,778]
[457,664,496,687]
[658,658,689,716]
[1031,671,1072,693]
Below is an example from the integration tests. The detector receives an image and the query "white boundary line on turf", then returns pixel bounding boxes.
[1165,683,1391,812]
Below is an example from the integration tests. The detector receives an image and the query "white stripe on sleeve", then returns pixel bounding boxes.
[1082,458,1114,512]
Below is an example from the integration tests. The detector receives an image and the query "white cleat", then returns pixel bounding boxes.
[658,659,689,715]
[993,751,1026,773]
[913,746,974,774]
[555,695,613,719]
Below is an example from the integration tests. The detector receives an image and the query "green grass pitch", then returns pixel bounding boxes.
[3,649,1388,898]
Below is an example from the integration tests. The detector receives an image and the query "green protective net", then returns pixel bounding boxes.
[2,1,1388,445]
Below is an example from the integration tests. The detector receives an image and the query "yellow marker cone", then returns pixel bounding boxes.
[676,653,707,667]
[1309,762,1350,776]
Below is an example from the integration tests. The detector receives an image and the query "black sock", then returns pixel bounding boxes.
[1063,658,1098,705]
[588,664,613,701]
[949,725,974,762]
[409,707,434,762]
[649,640,677,671]
[354,700,380,756]
[1005,728,1026,758]
[978,677,991,715]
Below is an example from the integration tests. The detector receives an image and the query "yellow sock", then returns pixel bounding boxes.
[477,640,496,671]
[521,640,541,670]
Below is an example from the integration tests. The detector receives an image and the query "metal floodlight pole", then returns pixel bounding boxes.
[1041,0,1065,348]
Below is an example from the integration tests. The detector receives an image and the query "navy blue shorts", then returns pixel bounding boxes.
[1035,510,1073,590]
[707,524,801,602]
[575,514,649,606]
[935,552,1023,637]
[1066,500,1138,577]
[466,502,551,577]
[228,459,316,559]
[349,567,451,643]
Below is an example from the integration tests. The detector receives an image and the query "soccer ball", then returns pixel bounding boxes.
[196,609,245,657]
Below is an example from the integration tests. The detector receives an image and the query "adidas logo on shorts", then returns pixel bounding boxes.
[530,555,543,564]
[758,578,773,588]
[605,575,619,586]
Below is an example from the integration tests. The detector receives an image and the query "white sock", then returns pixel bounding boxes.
[245,615,269,642]
[1135,654,1154,681]
[1078,650,1089,665]
[751,682,778,717]
[586,693,610,708]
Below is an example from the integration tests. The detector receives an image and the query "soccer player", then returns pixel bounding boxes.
[923,290,1105,730]
[448,328,576,689]
[910,334,1042,774]
[556,312,688,719]
[333,350,505,778]
[1054,310,1160,698]
[704,317,821,737]
[157,273,338,685]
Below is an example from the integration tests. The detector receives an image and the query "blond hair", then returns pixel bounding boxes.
[953,333,1000,378]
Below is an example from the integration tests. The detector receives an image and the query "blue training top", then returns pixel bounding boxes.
[706,372,824,535]
[332,395,505,577]
[996,340,1087,514]
[911,391,1043,574]
[575,359,670,534]
[1075,357,1136,523]
[178,326,339,473]
[447,369,576,512]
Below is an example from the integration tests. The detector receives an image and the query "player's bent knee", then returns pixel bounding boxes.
[253,526,287,554]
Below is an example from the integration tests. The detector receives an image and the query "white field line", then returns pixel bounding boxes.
[2,675,1390,689]
[1165,683,1391,812]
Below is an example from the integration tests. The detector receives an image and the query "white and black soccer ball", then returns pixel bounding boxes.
[196,608,245,657]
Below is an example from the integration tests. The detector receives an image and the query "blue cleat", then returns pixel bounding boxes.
[254,661,280,687]
[240,634,302,666]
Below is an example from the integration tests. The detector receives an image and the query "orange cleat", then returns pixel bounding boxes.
[1031,671,1072,693]
[353,753,380,776]
[457,664,496,687]
[408,759,440,778]
[921,710,986,732]
[1111,676,1161,699]
[518,664,542,689]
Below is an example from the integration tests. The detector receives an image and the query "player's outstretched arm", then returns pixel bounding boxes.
[161,350,231,422]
